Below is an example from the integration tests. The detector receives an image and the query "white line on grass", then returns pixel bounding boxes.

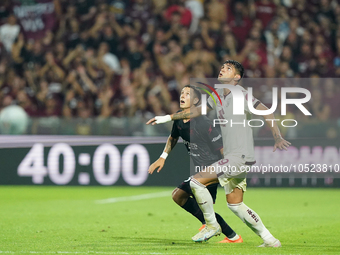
[0,252,181,254]
[0,251,301,255]
[95,191,171,204]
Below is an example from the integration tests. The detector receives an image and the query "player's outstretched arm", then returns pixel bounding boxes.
[148,135,179,174]
[146,106,206,125]
[256,103,291,152]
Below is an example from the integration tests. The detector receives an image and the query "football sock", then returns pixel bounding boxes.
[189,178,218,226]
[181,197,205,224]
[227,202,276,243]
[215,213,237,239]
[228,233,240,241]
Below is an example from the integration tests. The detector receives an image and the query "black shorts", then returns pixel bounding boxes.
[177,178,218,203]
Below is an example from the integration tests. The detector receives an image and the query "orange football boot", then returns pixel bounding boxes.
[218,235,243,243]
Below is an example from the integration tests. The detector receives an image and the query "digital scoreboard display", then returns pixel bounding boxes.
[17,143,150,186]
[0,136,179,186]
[0,136,338,187]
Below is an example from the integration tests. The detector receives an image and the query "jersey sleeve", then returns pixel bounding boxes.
[170,121,180,139]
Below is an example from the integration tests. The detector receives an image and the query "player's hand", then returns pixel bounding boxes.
[148,158,165,174]
[146,115,172,125]
[146,117,156,125]
[273,136,291,152]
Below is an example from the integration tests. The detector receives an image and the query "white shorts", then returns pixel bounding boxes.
[210,155,249,194]
[223,178,247,195]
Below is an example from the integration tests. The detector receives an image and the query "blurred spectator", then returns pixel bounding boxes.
[109,0,129,23]
[123,37,144,70]
[282,47,299,75]
[184,37,216,77]
[0,14,20,52]
[206,0,226,31]
[216,33,237,61]
[252,0,277,29]
[127,0,152,30]
[155,39,183,78]
[39,51,65,81]
[42,96,62,117]
[264,18,287,51]
[186,0,204,34]
[267,35,283,67]
[227,1,253,49]
[75,100,93,135]
[102,25,119,55]
[16,90,37,116]
[165,1,192,27]
[98,42,121,74]
[199,18,218,50]
[296,43,312,76]
[0,1,11,23]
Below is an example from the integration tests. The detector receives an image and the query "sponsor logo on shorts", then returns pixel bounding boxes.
[218,159,229,165]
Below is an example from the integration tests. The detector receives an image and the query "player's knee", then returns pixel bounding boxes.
[226,187,243,204]
[172,188,180,203]
[172,188,189,206]
[189,178,206,192]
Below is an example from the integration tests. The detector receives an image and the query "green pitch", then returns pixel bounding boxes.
[0,186,339,255]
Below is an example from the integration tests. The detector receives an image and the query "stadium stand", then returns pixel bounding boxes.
[0,0,339,136]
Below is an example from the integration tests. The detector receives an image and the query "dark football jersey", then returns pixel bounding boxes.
[171,115,223,167]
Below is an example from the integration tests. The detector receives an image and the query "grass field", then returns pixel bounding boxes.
[0,186,339,255]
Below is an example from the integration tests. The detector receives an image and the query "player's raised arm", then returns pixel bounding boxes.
[146,105,212,125]
[256,103,291,152]
[148,135,179,174]
[147,84,216,125]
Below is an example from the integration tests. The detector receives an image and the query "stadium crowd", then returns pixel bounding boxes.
[0,0,340,135]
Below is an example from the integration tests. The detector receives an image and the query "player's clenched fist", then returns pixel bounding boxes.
[148,158,165,174]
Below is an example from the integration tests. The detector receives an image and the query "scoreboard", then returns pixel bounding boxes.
[0,136,339,187]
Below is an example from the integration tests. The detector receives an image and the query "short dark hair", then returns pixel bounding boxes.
[183,85,201,106]
[224,60,244,82]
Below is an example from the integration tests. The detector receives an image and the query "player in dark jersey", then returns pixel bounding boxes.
[148,85,242,243]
